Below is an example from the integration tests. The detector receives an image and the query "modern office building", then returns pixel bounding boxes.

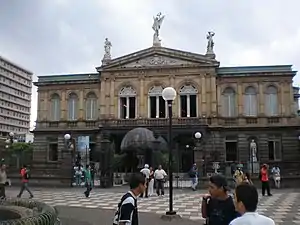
[0,56,32,137]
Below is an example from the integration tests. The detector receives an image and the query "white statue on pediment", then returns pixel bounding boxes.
[152,12,165,46]
[206,31,215,54]
[103,38,112,61]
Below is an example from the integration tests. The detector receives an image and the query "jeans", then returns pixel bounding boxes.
[84,183,92,197]
[156,179,165,196]
[0,184,5,199]
[261,181,271,196]
[75,175,81,186]
[191,177,198,190]
[18,182,33,197]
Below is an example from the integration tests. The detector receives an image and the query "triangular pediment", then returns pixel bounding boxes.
[98,47,219,71]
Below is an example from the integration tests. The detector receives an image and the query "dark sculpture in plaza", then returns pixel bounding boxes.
[0,197,59,224]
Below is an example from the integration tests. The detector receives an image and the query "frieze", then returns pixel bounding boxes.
[114,55,199,68]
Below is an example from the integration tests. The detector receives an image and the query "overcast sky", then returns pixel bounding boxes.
[1,0,300,129]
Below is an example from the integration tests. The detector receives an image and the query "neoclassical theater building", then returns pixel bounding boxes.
[33,20,300,182]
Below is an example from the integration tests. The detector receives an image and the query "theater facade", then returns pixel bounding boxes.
[32,29,300,185]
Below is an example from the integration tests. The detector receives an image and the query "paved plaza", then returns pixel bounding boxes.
[6,188,300,224]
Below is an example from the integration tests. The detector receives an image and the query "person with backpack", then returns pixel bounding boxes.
[113,172,146,225]
[17,165,33,198]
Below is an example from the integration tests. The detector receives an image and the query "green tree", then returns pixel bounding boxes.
[8,142,33,168]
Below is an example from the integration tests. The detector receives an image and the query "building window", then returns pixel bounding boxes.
[179,85,198,117]
[50,94,60,121]
[268,140,281,160]
[48,143,58,161]
[68,93,78,120]
[86,93,97,120]
[148,86,166,118]
[118,86,136,119]
[225,137,238,161]
[265,85,278,116]
[222,87,236,117]
[244,86,257,116]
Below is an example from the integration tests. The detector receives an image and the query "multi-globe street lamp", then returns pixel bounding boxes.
[5,132,16,149]
[162,86,177,216]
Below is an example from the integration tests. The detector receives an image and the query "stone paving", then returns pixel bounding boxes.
[6,188,300,224]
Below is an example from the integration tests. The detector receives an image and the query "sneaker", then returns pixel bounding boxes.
[29,196,34,199]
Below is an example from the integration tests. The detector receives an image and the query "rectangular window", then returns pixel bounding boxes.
[268,140,281,160]
[120,97,126,119]
[159,96,166,118]
[149,96,156,118]
[48,143,58,161]
[225,141,238,161]
[129,97,136,118]
[190,95,197,117]
[180,95,187,117]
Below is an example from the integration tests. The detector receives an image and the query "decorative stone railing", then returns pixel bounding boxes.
[0,198,59,224]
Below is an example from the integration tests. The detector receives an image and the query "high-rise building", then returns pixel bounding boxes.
[0,56,32,137]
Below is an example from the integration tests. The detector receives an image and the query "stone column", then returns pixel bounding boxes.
[61,91,66,120]
[147,96,150,117]
[139,77,144,117]
[201,75,206,116]
[187,95,190,117]
[258,82,264,115]
[126,97,130,119]
[100,79,106,117]
[79,89,84,119]
[210,75,217,116]
[237,83,243,115]
[156,96,159,118]
[110,78,115,117]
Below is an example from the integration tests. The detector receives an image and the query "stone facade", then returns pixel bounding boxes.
[33,46,300,180]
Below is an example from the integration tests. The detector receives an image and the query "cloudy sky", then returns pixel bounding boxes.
[1,0,300,128]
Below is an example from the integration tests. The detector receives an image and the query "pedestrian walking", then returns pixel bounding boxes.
[113,172,146,225]
[230,183,275,225]
[0,164,7,199]
[189,163,198,191]
[84,165,92,197]
[17,165,33,198]
[140,164,150,198]
[259,164,272,196]
[148,167,154,196]
[154,165,167,196]
[271,165,281,189]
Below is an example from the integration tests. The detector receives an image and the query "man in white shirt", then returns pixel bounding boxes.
[140,164,150,198]
[230,183,275,225]
[154,165,167,196]
[271,166,281,188]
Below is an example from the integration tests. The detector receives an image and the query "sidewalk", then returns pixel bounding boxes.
[57,206,200,225]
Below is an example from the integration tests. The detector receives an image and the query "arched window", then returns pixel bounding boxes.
[50,94,60,121]
[222,87,236,117]
[68,93,78,120]
[244,86,257,116]
[118,86,137,119]
[86,93,97,120]
[265,85,278,116]
[179,85,198,117]
[148,86,166,118]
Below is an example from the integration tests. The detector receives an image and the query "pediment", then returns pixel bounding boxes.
[98,47,219,71]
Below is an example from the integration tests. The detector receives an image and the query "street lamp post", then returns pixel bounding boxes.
[194,132,203,176]
[162,87,177,216]
[64,133,73,187]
